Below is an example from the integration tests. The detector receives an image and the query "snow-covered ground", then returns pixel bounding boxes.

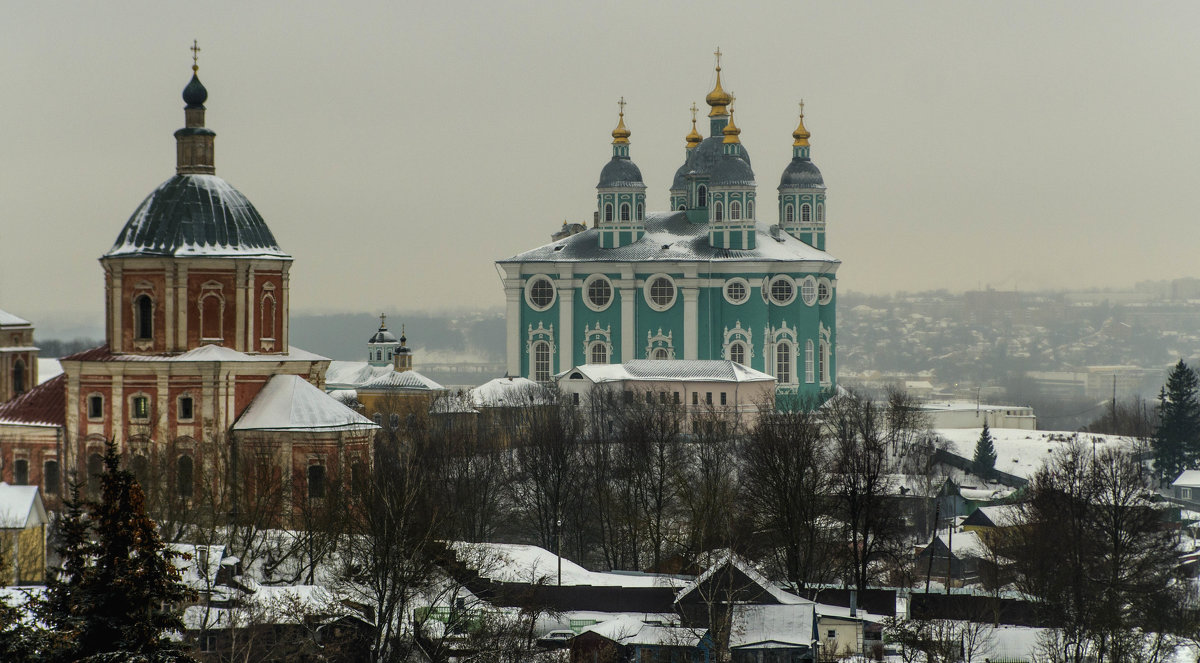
[452,542,687,589]
[936,428,1142,481]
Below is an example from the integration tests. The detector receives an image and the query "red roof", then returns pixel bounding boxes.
[0,374,65,427]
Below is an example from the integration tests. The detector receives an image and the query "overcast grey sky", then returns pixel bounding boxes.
[3,1,1199,330]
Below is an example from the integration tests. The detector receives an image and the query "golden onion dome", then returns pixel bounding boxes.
[685,103,702,148]
[793,101,811,147]
[722,107,741,144]
[706,67,733,116]
[612,97,631,145]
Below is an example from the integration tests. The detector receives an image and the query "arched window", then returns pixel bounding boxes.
[261,293,277,341]
[820,340,830,383]
[730,201,741,220]
[747,200,755,219]
[43,460,60,495]
[13,459,28,486]
[714,201,724,221]
[12,360,24,395]
[805,340,815,383]
[604,203,614,222]
[697,185,707,208]
[677,203,686,211]
[131,455,149,484]
[87,453,104,496]
[785,203,795,224]
[308,465,326,500]
[776,342,792,384]
[653,348,669,360]
[729,342,746,366]
[376,350,382,361]
[817,203,824,223]
[177,455,194,498]
[533,341,551,382]
[590,343,608,365]
[620,203,631,222]
[636,202,644,220]
[801,204,812,224]
[135,294,153,340]
[201,294,223,340]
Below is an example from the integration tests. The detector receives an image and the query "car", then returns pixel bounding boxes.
[536,630,577,649]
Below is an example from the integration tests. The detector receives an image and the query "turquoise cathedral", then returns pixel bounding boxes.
[498,56,839,400]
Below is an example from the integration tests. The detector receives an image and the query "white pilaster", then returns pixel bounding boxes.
[505,283,521,377]
[558,284,575,373]
[683,287,699,360]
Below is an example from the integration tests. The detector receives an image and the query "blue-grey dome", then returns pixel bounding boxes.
[686,135,751,179]
[106,174,289,259]
[671,159,690,192]
[183,73,208,109]
[711,154,756,187]
[778,158,825,190]
[597,157,645,189]
[369,328,399,344]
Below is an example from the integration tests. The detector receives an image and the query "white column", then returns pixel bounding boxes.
[110,265,124,352]
[683,287,699,360]
[164,269,175,351]
[176,263,189,350]
[234,263,248,352]
[558,286,574,372]
[505,283,522,377]
[245,265,256,352]
[620,284,635,362]
[156,373,170,443]
[111,375,124,448]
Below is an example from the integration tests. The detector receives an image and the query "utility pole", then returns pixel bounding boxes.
[924,500,940,594]
[556,517,563,587]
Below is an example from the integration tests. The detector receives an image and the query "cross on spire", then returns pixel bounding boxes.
[379,313,387,329]
[690,102,698,122]
[618,96,626,115]
[799,99,805,118]
[714,47,722,70]
[190,39,201,71]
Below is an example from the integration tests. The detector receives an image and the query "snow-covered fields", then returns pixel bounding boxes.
[936,428,1142,480]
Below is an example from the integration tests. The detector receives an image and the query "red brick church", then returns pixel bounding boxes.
[0,59,377,511]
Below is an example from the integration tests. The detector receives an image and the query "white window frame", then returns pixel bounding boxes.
[582,274,614,312]
[817,277,833,305]
[525,275,557,311]
[805,340,815,383]
[723,278,750,305]
[800,275,818,307]
[643,274,677,312]
[532,340,552,382]
[766,275,797,306]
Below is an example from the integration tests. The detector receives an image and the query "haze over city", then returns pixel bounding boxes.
[3,1,1199,326]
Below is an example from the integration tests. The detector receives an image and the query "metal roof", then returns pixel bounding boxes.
[499,212,840,265]
[0,374,65,428]
[105,174,290,259]
[778,157,825,190]
[597,157,646,189]
[558,359,775,384]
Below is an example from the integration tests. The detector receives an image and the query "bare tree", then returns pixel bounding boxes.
[507,388,581,555]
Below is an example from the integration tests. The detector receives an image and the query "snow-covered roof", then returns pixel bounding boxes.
[937,428,1137,481]
[0,309,31,327]
[60,344,327,363]
[359,369,445,392]
[676,552,812,606]
[167,543,226,588]
[0,482,47,529]
[929,529,991,560]
[558,359,775,385]
[1175,470,1200,489]
[499,211,839,267]
[451,542,684,588]
[730,604,815,650]
[581,615,705,647]
[470,376,551,406]
[232,374,379,433]
[969,505,1020,528]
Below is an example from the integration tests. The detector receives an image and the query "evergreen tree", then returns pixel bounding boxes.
[972,421,997,479]
[33,480,93,662]
[77,443,196,660]
[1154,360,1200,483]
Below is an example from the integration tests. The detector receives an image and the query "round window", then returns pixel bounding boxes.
[723,278,749,305]
[800,276,818,306]
[584,275,613,311]
[767,276,796,306]
[645,275,677,310]
[526,276,556,311]
[817,277,833,305]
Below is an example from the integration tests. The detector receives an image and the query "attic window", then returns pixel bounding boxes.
[569,372,584,380]
[554,245,565,251]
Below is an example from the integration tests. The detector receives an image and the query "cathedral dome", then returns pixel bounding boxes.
[687,135,751,179]
[183,72,208,108]
[106,174,290,258]
[778,158,825,190]
[597,157,645,189]
[368,327,398,344]
[711,155,756,187]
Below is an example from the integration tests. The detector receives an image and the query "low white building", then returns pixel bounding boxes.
[555,359,776,432]
[918,401,1036,430]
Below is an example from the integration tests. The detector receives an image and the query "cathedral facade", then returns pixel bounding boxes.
[0,59,376,508]
[498,57,840,402]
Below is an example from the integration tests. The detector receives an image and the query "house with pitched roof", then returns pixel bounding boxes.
[0,482,48,585]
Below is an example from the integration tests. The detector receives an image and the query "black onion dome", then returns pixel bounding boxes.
[597,157,645,189]
[106,174,290,259]
[778,158,825,190]
[711,155,756,187]
[686,135,752,179]
[369,328,399,344]
[183,73,208,108]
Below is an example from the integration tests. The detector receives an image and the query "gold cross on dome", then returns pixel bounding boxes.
[618,96,626,115]
[714,47,722,69]
[191,40,201,67]
[799,99,805,118]
[379,313,387,328]
[690,102,698,122]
